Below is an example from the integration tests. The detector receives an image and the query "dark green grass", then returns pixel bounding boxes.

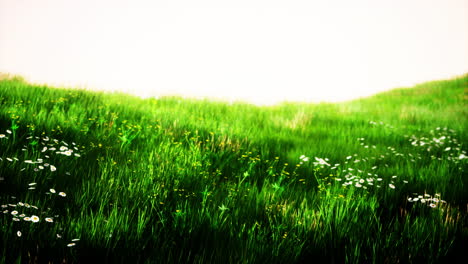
[0,74,467,263]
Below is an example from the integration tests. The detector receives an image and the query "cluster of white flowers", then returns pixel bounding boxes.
[407,193,446,208]
[0,128,78,246]
[313,157,330,167]
[298,155,331,167]
[1,200,58,223]
[49,188,67,197]
[406,127,466,165]
[0,130,12,139]
[369,121,395,129]
[299,155,309,163]
[301,125,466,197]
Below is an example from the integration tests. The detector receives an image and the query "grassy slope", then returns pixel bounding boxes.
[0,74,467,263]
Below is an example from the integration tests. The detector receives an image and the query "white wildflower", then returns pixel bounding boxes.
[313,157,330,166]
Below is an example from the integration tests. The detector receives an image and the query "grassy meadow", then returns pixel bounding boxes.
[0,74,467,263]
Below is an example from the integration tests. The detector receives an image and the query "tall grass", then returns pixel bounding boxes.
[0,74,467,263]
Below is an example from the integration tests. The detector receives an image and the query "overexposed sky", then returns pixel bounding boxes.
[1,0,467,105]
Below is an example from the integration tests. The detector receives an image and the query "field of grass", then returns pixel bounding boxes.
[0,74,467,263]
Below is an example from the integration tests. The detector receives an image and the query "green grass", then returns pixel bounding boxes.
[0,74,467,263]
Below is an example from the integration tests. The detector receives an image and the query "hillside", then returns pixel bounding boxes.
[0,74,467,263]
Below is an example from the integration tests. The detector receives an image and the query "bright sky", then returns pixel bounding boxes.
[1,0,467,105]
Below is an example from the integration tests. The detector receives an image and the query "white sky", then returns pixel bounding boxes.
[1,0,467,105]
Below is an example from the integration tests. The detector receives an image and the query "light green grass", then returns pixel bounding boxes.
[0,74,467,263]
